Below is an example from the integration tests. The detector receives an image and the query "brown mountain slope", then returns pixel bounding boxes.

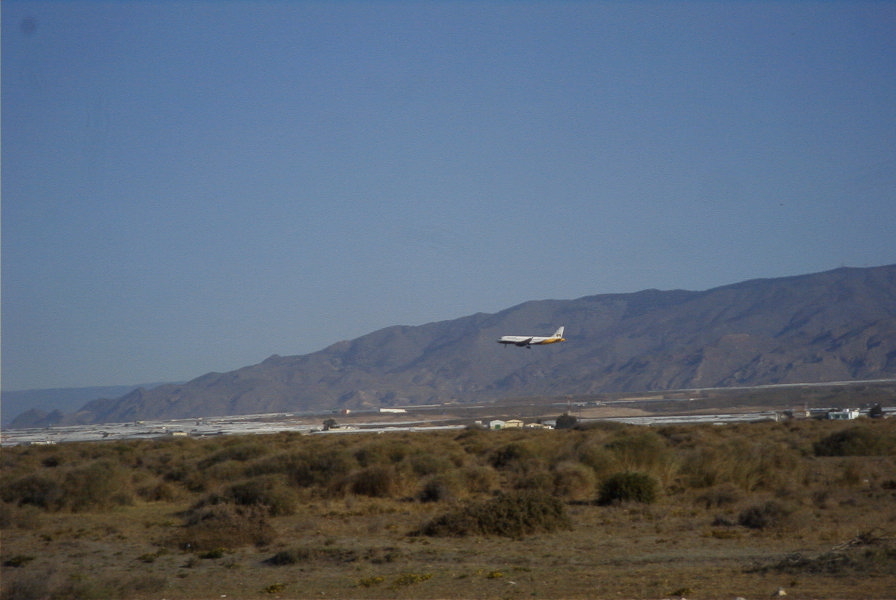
[61,264,896,424]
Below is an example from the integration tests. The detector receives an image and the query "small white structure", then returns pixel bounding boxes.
[489,419,506,430]
[827,408,860,420]
[504,419,524,429]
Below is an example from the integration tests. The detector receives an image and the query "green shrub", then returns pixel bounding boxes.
[576,441,620,480]
[1,474,64,510]
[248,449,355,490]
[408,452,454,476]
[417,490,572,538]
[681,439,766,490]
[354,439,409,466]
[199,442,269,469]
[136,480,179,502]
[1,460,134,512]
[3,555,35,568]
[216,477,297,516]
[738,500,792,530]
[63,461,134,511]
[173,504,276,551]
[694,484,741,509]
[418,472,464,502]
[552,461,597,501]
[489,442,534,469]
[459,465,498,494]
[605,430,671,474]
[265,549,305,566]
[345,465,402,498]
[392,572,432,587]
[814,427,895,456]
[264,546,358,565]
[597,472,659,505]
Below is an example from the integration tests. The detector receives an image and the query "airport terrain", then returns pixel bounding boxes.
[2,416,895,599]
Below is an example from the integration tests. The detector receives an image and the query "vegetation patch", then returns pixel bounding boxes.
[737,500,793,530]
[264,545,359,566]
[357,575,385,588]
[814,426,896,456]
[171,503,276,551]
[597,471,660,505]
[418,473,463,502]
[2,555,35,568]
[416,490,571,538]
[343,465,403,498]
[198,476,297,516]
[752,532,896,576]
[392,572,433,587]
[2,417,895,599]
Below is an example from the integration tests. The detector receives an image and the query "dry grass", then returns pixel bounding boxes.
[2,418,895,599]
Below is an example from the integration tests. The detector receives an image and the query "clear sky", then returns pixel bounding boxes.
[3,1,895,391]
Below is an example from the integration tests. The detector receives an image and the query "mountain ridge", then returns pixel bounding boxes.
[10,264,896,427]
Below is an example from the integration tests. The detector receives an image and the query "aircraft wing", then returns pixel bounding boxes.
[515,337,534,347]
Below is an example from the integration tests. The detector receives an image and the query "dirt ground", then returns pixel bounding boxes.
[3,479,894,599]
[3,407,895,599]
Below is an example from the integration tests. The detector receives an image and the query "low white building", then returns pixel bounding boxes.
[827,408,860,420]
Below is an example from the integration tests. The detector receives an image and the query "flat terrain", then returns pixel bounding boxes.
[2,416,895,599]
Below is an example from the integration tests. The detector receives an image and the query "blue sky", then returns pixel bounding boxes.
[3,1,895,391]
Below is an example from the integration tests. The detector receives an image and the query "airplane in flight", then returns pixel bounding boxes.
[497,326,566,348]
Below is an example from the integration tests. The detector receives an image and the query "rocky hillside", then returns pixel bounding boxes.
[17,265,896,426]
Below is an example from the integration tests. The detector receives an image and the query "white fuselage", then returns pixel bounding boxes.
[497,326,565,347]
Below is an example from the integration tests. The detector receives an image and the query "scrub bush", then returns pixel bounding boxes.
[489,441,535,469]
[419,472,464,502]
[355,438,410,466]
[62,460,134,511]
[814,427,895,456]
[199,441,270,469]
[597,472,659,505]
[345,465,402,498]
[738,500,793,530]
[694,483,741,509]
[408,451,455,476]
[1,474,64,510]
[605,430,672,475]
[200,476,297,516]
[174,504,276,551]
[417,490,571,538]
[700,438,803,490]
[459,465,498,494]
[246,449,355,490]
[552,461,597,501]
[264,546,358,566]
[576,441,621,480]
